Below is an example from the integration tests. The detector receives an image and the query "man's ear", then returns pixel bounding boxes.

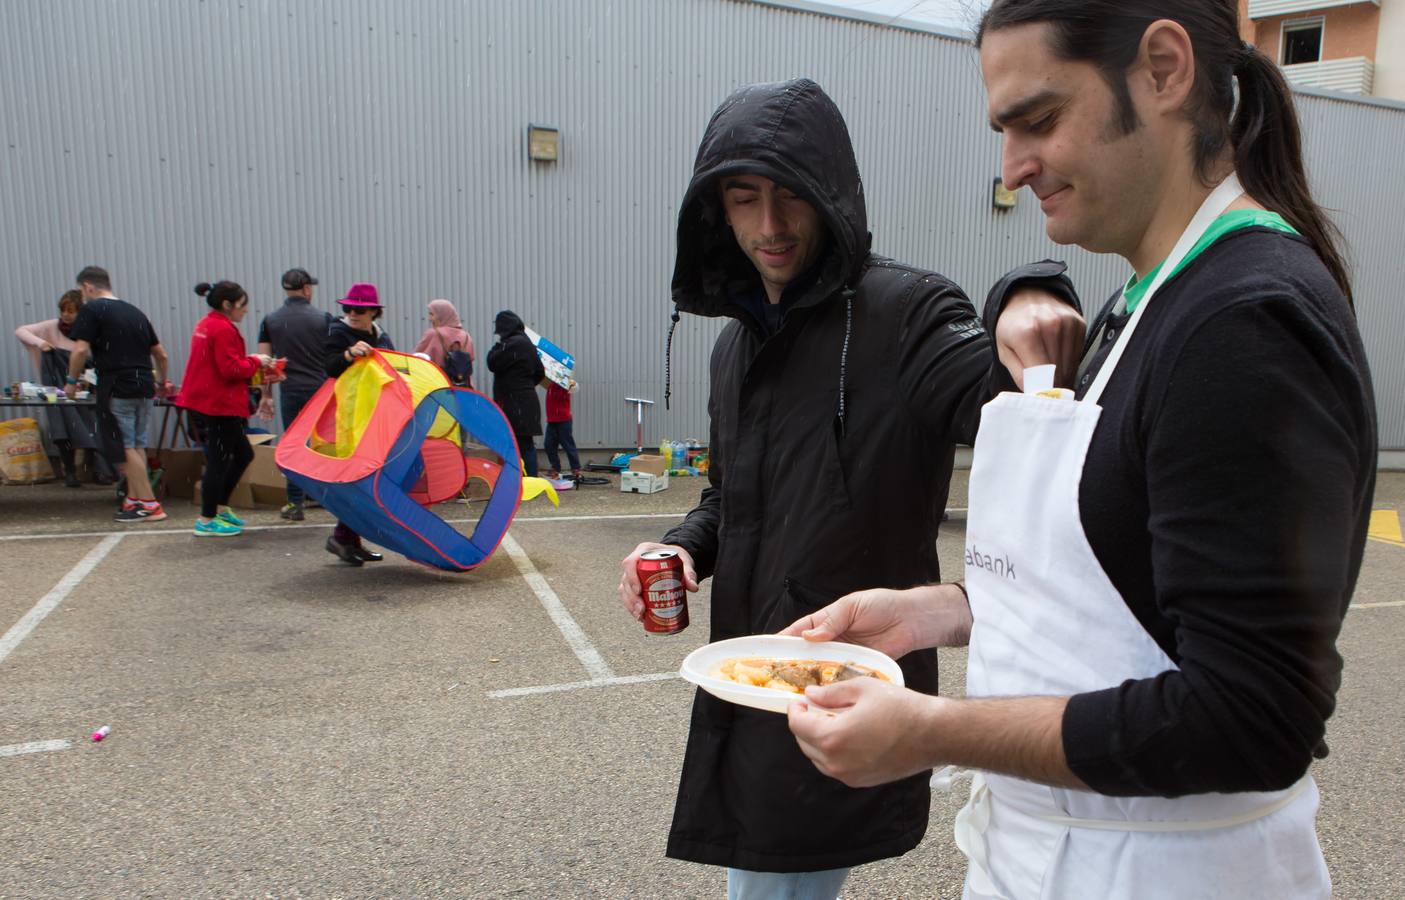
[1138,19,1196,112]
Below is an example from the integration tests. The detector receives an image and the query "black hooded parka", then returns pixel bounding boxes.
[659,79,1037,873]
[487,310,546,437]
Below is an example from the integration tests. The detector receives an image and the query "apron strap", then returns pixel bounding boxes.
[1083,174,1244,406]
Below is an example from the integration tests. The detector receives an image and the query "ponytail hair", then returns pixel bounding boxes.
[194,280,247,312]
[978,0,1352,305]
[1231,46,1351,304]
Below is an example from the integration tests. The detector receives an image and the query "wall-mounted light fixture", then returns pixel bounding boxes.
[528,125,560,162]
[992,178,1018,210]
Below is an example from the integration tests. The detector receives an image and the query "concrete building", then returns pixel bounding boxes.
[2,0,1402,460]
[1240,0,1405,100]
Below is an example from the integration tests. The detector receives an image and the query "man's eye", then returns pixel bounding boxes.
[1029,115,1055,133]
[729,195,756,205]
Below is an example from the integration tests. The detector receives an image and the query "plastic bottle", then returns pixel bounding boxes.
[672,441,685,469]
[659,438,672,462]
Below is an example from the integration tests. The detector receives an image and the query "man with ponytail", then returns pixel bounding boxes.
[782,3,1377,897]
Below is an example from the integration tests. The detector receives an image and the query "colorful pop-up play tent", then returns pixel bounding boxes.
[275,350,554,571]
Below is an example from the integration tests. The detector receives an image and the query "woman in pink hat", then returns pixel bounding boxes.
[321,282,395,566]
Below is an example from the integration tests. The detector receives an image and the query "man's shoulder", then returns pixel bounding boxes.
[856,256,967,307]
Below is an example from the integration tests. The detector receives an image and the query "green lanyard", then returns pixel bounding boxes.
[1122,210,1298,314]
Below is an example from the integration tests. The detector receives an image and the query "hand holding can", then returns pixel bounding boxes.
[638,550,688,634]
[618,542,699,624]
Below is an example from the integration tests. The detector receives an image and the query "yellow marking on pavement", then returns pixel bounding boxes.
[1368,509,1402,545]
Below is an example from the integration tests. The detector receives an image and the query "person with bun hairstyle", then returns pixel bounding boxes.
[321,282,393,565]
[178,281,273,537]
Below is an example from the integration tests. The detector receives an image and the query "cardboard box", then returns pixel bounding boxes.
[620,470,668,494]
[628,454,667,477]
[156,448,206,500]
[192,441,288,509]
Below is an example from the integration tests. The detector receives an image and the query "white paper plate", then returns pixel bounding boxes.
[679,634,904,714]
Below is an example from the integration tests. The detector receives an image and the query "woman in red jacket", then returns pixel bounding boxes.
[178,281,272,537]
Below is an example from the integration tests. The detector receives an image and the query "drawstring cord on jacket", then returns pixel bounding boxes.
[665,288,852,424]
[665,306,681,410]
[836,288,854,438]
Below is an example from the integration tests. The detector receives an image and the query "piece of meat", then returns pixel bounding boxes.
[833,664,876,682]
[772,665,820,690]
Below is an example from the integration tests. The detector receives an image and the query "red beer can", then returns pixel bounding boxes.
[638,550,688,634]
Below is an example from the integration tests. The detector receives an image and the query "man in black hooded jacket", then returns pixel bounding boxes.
[616,79,1076,896]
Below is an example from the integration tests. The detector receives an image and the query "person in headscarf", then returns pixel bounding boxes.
[413,298,476,389]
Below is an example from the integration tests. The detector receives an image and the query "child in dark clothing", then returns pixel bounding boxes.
[543,379,581,479]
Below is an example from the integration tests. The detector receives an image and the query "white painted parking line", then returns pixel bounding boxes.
[0,534,123,666]
[0,739,74,758]
[0,512,688,542]
[488,672,680,699]
[1351,601,1405,609]
[500,532,615,681]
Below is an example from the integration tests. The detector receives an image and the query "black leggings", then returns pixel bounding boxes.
[193,413,254,519]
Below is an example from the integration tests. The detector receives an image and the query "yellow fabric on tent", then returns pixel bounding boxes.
[520,476,560,507]
[326,358,397,458]
[389,354,460,443]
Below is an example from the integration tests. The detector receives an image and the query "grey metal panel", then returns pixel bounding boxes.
[2,0,1400,450]
[1296,90,1405,448]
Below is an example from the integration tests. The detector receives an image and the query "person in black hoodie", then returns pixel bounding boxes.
[486,310,546,477]
[615,78,1075,897]
[322,282,393,566]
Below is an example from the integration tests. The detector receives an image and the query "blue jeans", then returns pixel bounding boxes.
[279,386,315,505]
[543,419,580,473]
[726,867,850,900]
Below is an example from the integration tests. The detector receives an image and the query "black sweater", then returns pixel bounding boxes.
[1049,228,1376,797]
[323,319,394,379]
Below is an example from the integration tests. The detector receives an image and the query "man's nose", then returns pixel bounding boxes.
[1001,137,1039,192]
[759,195,788,236]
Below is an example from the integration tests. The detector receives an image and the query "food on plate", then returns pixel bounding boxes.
[712,657,891,694]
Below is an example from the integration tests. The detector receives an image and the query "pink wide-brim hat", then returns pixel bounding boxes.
[338,282,382,307]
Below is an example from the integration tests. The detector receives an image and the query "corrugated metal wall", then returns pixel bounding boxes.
[2,0,1400,448]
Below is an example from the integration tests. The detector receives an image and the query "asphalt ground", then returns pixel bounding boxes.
[1,471,1402,899]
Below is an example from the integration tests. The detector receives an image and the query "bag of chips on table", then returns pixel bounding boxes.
[0,417,56,484]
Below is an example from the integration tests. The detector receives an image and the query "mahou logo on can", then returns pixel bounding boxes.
[639,550,688,634]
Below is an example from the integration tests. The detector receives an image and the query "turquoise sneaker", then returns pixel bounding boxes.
[216,508,246,527]
[195,518,242,537]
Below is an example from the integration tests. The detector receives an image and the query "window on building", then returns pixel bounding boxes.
[1282,18,1324,66]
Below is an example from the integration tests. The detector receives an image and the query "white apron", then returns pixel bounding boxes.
[954,176,1331,899]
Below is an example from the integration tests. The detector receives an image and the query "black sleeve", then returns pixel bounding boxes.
[531,345,546,385]
[69,303,99,344]
[980,260,1082,395]
[324,328,354,378]
[257,317,270,344]
[144,315,160,348]
[661,351,724,580]
[895,274,995,447]
[486,341,505,373]
[1062,297,1369,796]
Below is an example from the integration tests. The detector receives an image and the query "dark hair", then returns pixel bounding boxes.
[977,0,1352,305]
[195,280,247,312]
[75,266,111,290]
[58,290,83,313]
